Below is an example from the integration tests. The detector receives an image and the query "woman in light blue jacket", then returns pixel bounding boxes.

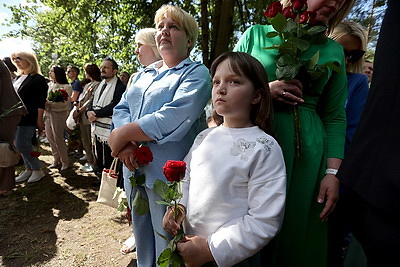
[108,5,211,266]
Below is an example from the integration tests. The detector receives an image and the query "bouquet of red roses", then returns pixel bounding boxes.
[263,0,340,82]
[48,88,69,102]
[154,160,187,267]
[263,0,341,157]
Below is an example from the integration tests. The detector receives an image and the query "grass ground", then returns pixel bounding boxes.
[0,143,137,267]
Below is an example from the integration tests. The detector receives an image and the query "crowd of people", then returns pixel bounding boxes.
[0,0,398,266]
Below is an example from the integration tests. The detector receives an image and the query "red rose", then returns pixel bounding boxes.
[264,1,283,18]
[162,160,186,182]
[299,11,317,25]
[134,145,153,166]
[292,0,307,11]
[282,6,296,19]
[59,89,69,101]
[30,151,41,158]
[109,173,119,179]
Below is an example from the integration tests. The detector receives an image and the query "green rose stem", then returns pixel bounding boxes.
[154,179,185,267]
[293,106,302,158]
[0,101,24,119]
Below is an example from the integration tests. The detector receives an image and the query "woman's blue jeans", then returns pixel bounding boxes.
[15,126,41,170]
[123,167,170,267]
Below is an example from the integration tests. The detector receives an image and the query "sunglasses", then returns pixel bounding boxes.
[12,57,23,62]
[344,49,365,63]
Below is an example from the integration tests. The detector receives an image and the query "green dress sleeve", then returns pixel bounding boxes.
[317,40,347,159]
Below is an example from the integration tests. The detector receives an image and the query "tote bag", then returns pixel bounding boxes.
[66,108,77,130]
[0,142,21,167]
[96,158,125,208]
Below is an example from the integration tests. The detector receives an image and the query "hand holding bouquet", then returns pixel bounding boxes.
[263,0,341,157]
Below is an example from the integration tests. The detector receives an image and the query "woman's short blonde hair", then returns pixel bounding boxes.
[135,28,162,61]
[329,21,368,73]
[154,5,198,54]
[11,51,42,75]
[280,0,356,32]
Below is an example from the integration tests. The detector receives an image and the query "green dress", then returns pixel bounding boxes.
[234,24,347,267]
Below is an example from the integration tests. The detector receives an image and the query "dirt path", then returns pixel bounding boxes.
[0,144,137,267]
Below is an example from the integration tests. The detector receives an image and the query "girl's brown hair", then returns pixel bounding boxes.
[210,51,274,135]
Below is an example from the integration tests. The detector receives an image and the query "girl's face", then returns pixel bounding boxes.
[49,68,56,80]
[336,34,362,65]
[212,59,260,128]
[135,43,159,66]
[307,0,346,25]
[156,16,192,63]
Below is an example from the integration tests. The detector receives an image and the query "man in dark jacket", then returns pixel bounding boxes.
[337,1,400,265]
[86,57,125,177]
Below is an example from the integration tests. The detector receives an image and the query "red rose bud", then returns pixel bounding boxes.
[282,6,296,19]
[163,160,186,182]
[30,151,41,158]
[299,11,317,25]
[264,1,283,18]
[126,207,132,224]
[134,145,153,166]
[292,0,307,11]
[103,168,110,173]
[110,173,119,179]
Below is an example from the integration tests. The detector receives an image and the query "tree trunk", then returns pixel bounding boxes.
[210,0,235,66]
[201,0,210,67]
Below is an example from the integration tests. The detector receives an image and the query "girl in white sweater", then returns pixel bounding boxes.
[163,52,287,266]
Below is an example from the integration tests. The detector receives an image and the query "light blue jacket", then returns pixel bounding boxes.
[112,58,211,188]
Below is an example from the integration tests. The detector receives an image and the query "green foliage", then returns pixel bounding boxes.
[154,179,182,205]
[156,229,184,267]
[129,173,145,187]
[0,102,25,120]
[3,0,175,76]
[346,0,388,59]
[154,177,184,266]
[129,173,148,215]
[2,0,386,73]
[154,179,171,203]
[264,10,335,81]
[132,190,149,215]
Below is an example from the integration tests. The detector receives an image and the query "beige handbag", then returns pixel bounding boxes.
[0,142,21,167]
[96,158,125,208]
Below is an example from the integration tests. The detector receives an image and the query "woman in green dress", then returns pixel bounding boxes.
[234,0,355,266]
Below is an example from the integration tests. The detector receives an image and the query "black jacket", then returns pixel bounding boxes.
[15,73,48,126]
[337,0,400,213]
